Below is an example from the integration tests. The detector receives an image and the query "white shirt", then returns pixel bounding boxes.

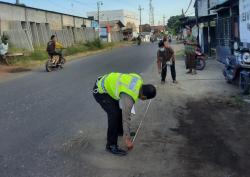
[0,43,8,55]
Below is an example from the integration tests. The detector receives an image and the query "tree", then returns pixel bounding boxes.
[167,15,183,35]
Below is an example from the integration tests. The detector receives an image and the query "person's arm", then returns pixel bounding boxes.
[157,50,162,73]
[119,93,134,150]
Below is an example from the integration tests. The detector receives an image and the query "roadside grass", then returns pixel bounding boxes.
[8,39,121,68]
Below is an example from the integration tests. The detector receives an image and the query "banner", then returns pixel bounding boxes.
[240,0,250,43]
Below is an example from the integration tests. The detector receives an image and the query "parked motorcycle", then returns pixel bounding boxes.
[45,51,66,72]
[223,43,250,94]
[195,47,206,70]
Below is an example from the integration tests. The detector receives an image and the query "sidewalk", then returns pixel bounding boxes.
[70,43,250,177]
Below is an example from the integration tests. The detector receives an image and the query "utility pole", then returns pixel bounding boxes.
[208,0,211,56]
[97,1,103,33]
[138,5,144,33]
[149,0,154,26]
[97,1,103,24]
[195,0,199,45]
[163,15,166,26]
[163,15,166,32]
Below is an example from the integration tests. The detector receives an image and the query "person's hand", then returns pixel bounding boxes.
[125,137,133,150]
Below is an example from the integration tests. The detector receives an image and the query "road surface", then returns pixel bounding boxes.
[0,43,157,177]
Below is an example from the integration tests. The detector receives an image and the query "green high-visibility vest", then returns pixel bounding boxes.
[97,73,143,102]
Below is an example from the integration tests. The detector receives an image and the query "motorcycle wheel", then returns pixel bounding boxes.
[59,58,66,69]
[240,76,250,95]
[45,60,54,72]
[196,57,206,70]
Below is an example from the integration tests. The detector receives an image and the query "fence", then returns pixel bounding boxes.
[2,21,101,51]
[110,31,123,42]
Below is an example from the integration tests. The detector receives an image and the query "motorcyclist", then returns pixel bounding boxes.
[47,35,64,62]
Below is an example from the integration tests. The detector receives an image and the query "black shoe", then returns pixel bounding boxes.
[106,145,127,156]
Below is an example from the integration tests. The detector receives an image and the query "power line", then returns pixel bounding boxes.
[184,0,193,15]
[66,0,96,9]
[186,11,195,16]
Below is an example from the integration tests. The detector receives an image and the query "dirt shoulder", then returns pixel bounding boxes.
[136,43,250,177]
[55,43,250,177]
[0,41,133,82]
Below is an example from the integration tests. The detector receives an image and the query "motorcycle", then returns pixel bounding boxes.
[195,47,206,70]
[223,42,250,94]
[45,49,66,72]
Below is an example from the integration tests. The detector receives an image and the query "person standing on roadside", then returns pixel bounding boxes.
[184,26,198,74]
[157,40,177,84]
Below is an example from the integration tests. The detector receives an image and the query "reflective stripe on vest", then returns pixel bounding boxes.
[97,73,143,102]
[115,74,141,98]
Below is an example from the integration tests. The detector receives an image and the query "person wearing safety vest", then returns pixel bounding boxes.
[93,72,156,156]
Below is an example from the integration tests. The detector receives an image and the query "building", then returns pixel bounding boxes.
[151,25,165,34]
[99,20,124,42]
[99,20,125,32]
[210,0,240,63]
[87,10,139,36]
[0,1,98,51]
[182,0,247,63]
[195,0,217,55]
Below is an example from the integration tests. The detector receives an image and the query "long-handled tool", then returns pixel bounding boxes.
[132,99,152,143]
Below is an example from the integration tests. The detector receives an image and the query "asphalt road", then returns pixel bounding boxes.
[0,43,157,177]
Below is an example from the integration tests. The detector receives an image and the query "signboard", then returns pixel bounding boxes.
[91,21,99,31]
[240,0,250,43]
[100,28,107,38]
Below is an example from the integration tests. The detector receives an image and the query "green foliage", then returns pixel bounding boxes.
[9,38,115,66]
[64,44,88,56]
[29,50,48,61]
[85,38,104,50]
[167,15,184,35]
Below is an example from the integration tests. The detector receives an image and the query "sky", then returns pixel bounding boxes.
[0,0,195,25]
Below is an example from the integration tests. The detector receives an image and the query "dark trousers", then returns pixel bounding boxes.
[93,85,123,147]
[186,53,196,70]
[161,62,176,81]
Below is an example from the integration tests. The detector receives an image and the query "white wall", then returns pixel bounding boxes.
[74,17,84,28]
[0,4,25,21]
[27,9,47,23]
[46,12,62,30]
[0,2,93,31]
[62,15,74,27]
[87,9,139,32]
